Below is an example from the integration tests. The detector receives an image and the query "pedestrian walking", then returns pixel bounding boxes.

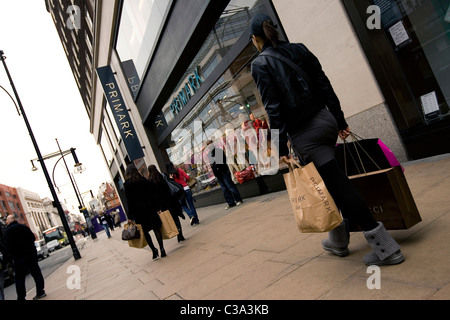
[113,210,122,228]
[106,212,115,231]
[206,140,244,210]
[165,162,200,226]
[98,212,111,239]
[147,165,186,242]
[0,241,8,300]
[250,13,404,266]
[124,164,166,259]
[0,221,11,300]
[3,215,47,300]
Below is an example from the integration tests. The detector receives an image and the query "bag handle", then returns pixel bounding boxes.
[286,158,303,171]
[342,132,381,175]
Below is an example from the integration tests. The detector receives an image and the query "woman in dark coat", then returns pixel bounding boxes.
[250,14,404,266]
[124,164,165,259]
[147,165,185,243]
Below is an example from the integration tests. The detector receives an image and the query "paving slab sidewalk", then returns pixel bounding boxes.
[29,154,450,300]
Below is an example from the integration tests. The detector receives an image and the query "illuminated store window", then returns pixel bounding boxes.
[158,0,265,131]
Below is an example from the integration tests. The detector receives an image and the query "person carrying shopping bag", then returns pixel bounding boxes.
[250,13,404,266]
[124,164,166,259]
[147,165,186,243]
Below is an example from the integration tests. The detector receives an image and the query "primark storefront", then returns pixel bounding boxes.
[104,0,449,206]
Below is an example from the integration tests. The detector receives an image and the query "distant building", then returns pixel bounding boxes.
[42,197,64,227]
[0,184,28,227]
[16,188,52,239]
[98,182,120,211]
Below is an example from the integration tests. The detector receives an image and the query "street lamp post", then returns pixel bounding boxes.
[0,50,81,260]
[55,139,97,240]
[35,143,98,240]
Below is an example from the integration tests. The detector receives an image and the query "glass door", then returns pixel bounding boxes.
[373,0,450,124]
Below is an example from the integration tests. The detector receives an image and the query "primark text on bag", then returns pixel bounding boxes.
[283,159,342,233]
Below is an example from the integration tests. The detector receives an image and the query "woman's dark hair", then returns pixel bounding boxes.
[125,164,144,183]
[165,162,179,178]
[262,20,279,48]
[148,164,163,184]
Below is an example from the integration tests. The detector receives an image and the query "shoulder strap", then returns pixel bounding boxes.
[260,49,312,86]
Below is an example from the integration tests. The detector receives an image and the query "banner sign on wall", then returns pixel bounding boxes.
[96,65,145,161]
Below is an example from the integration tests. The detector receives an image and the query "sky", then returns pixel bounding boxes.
[0,1,112,214]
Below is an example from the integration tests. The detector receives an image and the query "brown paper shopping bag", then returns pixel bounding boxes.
[284,159,342,233]
[159,210,179,240]
[127,224,148,249]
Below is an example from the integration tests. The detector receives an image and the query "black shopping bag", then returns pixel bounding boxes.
[347,166,422,231]
[335,138,392,176]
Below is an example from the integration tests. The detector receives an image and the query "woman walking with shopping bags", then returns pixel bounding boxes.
[250,14,404,266]
[124,164,166,259]
[147,165,186,243]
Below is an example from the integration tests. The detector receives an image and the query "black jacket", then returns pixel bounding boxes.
[148,174,183,218]
[209,146,229,175]
[251,42,348,156]
[4,221,37,261]
[124,177,162,232]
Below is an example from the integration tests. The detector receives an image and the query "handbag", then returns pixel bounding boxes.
[121,222,140,241]
[283,159,342,233]
[127,224,148,249]
[235,165,256,184]
[164,176,185,200]
[159,210,179,240]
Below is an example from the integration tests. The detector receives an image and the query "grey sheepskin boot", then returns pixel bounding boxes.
[322,221,350,257]
[363,222,405,266]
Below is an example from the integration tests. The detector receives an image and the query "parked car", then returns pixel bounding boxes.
[46,239,61,252]
[34,240,50,260]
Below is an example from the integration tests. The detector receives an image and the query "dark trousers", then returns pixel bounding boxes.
[215,169,243,206]
[13,256,45,300]
[317,159,378,231]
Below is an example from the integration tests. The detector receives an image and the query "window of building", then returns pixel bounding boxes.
[1,201,7,211]
[100,125,115,166]
[115,0,173,87]
[150,0,283,195]
[161,42,266,179]
[374,0,449,124]
[156,0,265,133]
[344,0,450,159]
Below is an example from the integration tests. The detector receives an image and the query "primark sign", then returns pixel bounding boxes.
[169,66,204,116]
[96,65,144,161]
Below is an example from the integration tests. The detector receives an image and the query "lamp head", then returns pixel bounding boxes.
[31,160,38,172]
[71,148,85,173]
[74,163,86,174]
